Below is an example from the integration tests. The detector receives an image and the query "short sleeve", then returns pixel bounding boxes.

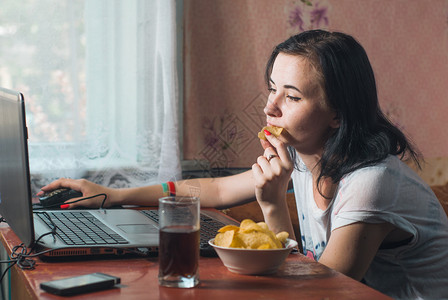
[331,163,405,231]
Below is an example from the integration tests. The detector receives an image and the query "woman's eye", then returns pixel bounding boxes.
[268,87,276,94]
[287,95,301,101]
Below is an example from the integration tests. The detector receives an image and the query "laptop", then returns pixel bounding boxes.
[0,87,238,258]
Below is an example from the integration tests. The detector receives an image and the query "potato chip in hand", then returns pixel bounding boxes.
[257,126,284,140]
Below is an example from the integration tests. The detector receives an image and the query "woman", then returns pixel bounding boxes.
[40,30,448,299]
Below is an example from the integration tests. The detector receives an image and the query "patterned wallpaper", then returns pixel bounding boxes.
[183,0,448,171]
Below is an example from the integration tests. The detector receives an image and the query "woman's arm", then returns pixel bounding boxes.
[319,222,394,280]
[39,170,256,209]
[172,171,256,208]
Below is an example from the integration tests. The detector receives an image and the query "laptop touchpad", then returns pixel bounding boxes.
[117,224,159,234]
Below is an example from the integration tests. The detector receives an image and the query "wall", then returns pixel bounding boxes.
[183,0,448,184]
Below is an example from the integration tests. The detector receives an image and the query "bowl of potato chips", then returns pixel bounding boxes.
[209,219,298,275]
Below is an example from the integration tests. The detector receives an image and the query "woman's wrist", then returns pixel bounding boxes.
[112,185,164,207]
[261,200,288,220]
[257,189,288,214]
[107,187,125,206]
[259,195,294,237]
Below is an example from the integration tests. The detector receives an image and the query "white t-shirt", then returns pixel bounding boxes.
[292,155,448,299]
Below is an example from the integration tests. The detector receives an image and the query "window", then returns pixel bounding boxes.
[0,0,182,193]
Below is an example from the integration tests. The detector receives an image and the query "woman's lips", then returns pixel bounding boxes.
[266,122,281,128]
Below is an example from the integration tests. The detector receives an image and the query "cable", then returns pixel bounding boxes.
[0,243,36,283]
[0,227,61,283]
[97,194,108,209]
[11,244,35,269]
[0,193,141,284]
[0,213,59,283]
[66,193,107,209]
[0,241,151,284]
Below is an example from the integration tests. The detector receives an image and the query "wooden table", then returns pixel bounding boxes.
[0,223,391,300]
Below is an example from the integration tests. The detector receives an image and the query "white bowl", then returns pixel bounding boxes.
[209,238,298,275]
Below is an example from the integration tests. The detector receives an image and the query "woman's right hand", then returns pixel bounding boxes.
[252,130,295,237]
[38,178,119,209]
[253,130,294,209]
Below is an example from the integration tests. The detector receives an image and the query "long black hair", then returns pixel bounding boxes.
[265,30,421,195]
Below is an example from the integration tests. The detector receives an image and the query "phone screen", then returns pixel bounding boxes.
[48,274,111,289]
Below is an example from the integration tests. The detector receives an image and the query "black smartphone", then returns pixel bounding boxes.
[40,272,121,296]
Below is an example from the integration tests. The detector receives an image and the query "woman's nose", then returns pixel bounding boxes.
[264,96,282,117]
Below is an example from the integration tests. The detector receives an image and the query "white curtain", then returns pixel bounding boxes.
[0,0,182,192]
[80,0,182,188]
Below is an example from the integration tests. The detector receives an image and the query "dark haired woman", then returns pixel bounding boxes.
[41,30,448,299]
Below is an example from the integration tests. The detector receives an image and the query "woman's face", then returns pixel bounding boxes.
[264,53,339,155]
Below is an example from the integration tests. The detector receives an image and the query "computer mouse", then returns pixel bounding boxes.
[39,188,83,209]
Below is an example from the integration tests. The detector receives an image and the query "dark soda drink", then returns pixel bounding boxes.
[159,226,200,278]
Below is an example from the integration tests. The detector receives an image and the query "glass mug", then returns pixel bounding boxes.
[158,196,200,288]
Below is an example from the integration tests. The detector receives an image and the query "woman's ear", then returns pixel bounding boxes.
[330,112,340,129]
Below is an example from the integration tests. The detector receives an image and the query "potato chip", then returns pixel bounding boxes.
[276,231,289,245]
[218,225,240,233]
[214,229,247,248]
[237,231,278,249]
[257,243,272,250]
[239,219,263,233]
[255,221,282,248]
[230,235,246,248]
[256,222,269,231]
[214,230,235,248]
[257,126,284,140]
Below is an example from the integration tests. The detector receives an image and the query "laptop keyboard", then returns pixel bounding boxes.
[34,210,228,256]
[140,210,225,256]
[35,211,129,246]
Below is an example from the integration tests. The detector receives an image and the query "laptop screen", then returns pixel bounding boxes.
[0,87,35,247]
